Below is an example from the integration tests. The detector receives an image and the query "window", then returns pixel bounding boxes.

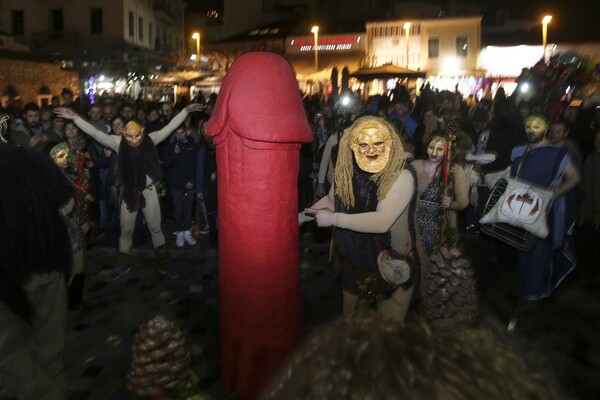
[428,37,439,58]
[11,10,24,35]
[456,36,468,57]
[139,17,143,40]
[51,9,64,33]
[129,12,134,36]
[149,23,153,46]
[90,8,103,34]
[156,26,162,49]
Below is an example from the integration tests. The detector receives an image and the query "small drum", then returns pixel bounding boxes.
[479,178,536,251]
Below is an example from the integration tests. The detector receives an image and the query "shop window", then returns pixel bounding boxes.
[428,37,440,59]
[456,36,468,57]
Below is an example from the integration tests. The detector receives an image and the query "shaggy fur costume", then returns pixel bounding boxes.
[117,135,162,212]
[0,144,72,322]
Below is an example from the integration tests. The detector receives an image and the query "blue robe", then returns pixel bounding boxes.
[510,144,576,300]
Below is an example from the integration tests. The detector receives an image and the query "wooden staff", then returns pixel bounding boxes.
[328,226,336,264]
[440,133,455,246]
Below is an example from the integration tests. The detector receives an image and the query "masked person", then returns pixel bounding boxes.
[411,131,469,290]
[54,104,203,281]
[49,141,93,310]
[506,114,580,332]
[302,116,416,322]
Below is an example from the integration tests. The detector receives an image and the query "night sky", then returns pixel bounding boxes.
[482,0,595,41]
[183,0,597,42]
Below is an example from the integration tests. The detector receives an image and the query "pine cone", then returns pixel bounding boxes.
[127,315,191,398]
[422,246,479,332]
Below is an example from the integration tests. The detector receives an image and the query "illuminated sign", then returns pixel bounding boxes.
[288,35,363,52]
[299,44,353,51]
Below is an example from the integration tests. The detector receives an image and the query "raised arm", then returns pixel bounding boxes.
[55,107,120,151]
[149,103,204,145]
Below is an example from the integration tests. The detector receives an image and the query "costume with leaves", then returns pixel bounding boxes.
[412,133,478,331]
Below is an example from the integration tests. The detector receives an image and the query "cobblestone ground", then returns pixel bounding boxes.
[66,223,600,400]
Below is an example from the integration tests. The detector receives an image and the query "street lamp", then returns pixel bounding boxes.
[403,22,411,68]
[192,32,200,62]
[541,15,552,62]
[311,25,319,71]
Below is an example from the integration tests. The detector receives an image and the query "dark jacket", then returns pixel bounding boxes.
[163,137,197,191]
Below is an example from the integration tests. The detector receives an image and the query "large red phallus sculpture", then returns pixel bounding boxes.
[204,52,313,400]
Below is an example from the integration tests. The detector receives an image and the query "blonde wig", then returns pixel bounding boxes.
[335,116,405,208]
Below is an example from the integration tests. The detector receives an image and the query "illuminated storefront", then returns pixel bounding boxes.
[366,16,485,96]
[478,44,556,97]
[82,71,203,104]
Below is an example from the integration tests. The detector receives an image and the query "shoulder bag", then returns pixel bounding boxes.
[479,146,565,249]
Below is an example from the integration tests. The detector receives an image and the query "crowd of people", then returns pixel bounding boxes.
[301,83,599,330]
[3,90,218,283]
[1,75,600,399]
[0,90,217,399]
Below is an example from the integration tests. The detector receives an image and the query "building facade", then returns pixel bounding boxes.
[1,0,186,58]
[0,0,187,98]
[365,16,483,94]
[366,16,482,74]
[0,53,79,107]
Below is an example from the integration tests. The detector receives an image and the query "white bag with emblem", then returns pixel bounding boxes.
[479,176,553,239]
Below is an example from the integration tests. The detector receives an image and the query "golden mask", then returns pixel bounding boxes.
[524,114,548,144]
[426,136,447,164]
[49,143,70,168]
[350,122,392,173]
[122,121,144,147]
[524,115,548,135]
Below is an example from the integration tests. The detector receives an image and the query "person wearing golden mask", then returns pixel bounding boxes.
[54,104,203,281]
[49,141,92,310]
[505,114,580,333]
[301,116,417,322]
[411,132,469,287]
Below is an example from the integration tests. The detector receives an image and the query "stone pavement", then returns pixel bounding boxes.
[65,224,600,399]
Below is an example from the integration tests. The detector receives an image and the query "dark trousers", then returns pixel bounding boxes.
[171,188,195,231]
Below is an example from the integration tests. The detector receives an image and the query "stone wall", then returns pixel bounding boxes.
[0,57,79,106]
